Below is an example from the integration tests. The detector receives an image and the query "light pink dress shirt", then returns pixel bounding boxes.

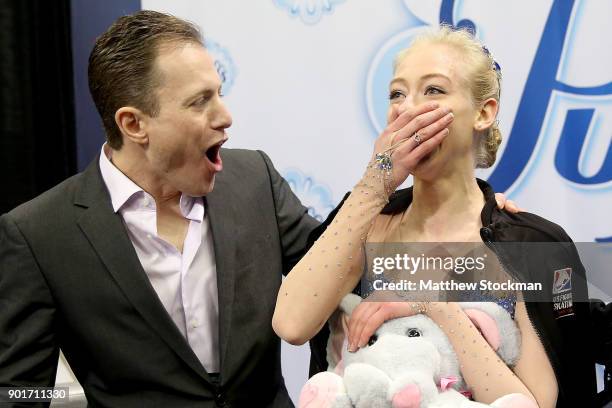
[99,145,220,373]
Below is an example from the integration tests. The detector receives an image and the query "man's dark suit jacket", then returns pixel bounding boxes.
[0,148,319,407]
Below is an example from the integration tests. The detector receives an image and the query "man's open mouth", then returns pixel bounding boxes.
[205,139,227,166]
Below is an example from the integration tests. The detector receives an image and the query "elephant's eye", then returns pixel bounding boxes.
[406,328,422,337]
[367,334,378,346]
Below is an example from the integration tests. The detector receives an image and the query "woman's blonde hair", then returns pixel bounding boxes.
[394,26,502,168]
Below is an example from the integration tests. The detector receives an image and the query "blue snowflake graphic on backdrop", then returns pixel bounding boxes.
[206,39,237,95]
[273,0,346,25]
[283,168,336,221]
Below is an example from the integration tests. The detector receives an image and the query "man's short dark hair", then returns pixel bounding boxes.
[88,10,203,149]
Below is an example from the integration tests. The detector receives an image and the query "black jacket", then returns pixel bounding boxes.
[308,179,611,407]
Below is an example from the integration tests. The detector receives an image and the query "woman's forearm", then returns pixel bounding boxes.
[426,302,537,404]
[272,166,389,344]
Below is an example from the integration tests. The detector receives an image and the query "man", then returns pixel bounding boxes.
[0,10,318,407]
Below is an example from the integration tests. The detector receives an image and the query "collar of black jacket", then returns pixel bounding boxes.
[380,178,498,228]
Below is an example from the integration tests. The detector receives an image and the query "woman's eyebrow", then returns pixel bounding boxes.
[420,73,451,83]
[390,73,451,88]
[389,77,408,88]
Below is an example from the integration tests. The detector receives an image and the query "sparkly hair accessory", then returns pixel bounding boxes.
[481,45,501,74]
[482,45,502,100]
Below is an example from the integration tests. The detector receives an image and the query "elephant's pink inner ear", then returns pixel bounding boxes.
[463,309,501,351]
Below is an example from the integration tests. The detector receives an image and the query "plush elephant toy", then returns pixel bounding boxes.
[298,294,538,408]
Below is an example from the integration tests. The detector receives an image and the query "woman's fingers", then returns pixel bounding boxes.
[385,108,453,184]
[372,103,453,189]
[413,111,453,143]
[410,128,450,162]
[374,103,447,157]
[392,109,452,148]
[388,102,440,133]
[347,303,380,351]
[348,302,417,351]
[374,103,442,156]
[356,308,388,348]
[392,127,450,172]
[494,193,524,213]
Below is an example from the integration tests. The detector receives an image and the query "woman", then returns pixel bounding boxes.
[274,27,595,406]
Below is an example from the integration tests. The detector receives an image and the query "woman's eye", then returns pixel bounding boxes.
[389,90,405,102]
[424,86,444,96]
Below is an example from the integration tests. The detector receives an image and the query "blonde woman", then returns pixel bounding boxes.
[274,27,596,406]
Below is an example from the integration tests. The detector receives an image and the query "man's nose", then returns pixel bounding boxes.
[212,98,232,130]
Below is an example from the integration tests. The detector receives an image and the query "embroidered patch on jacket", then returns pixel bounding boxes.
[552,267,574,318]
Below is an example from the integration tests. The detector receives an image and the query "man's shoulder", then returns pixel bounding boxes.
[219,148,276,180]
[5,171,84,224]
[221,147,269,165]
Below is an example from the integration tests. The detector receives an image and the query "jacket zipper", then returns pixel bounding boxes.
[479,225,564,401]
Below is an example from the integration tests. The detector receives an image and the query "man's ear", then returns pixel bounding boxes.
[474,97,499,132]
[115,107,148,146]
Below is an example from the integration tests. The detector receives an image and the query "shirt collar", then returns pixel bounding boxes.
[180,194,205,222]
[99,144,143,213]
[98,144,205,221]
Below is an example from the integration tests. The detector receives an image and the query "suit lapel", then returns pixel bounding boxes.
[205,173,238,375]
[73,159,211,383]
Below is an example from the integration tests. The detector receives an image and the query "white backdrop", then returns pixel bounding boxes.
[139,0,611,401]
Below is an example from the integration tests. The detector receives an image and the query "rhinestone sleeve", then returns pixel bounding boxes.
[274,160,392,340]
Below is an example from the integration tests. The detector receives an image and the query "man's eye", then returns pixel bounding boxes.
[192,92,216,106]
[424,86,444,95]
[192,97,206,106]
[389,90,405,101]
